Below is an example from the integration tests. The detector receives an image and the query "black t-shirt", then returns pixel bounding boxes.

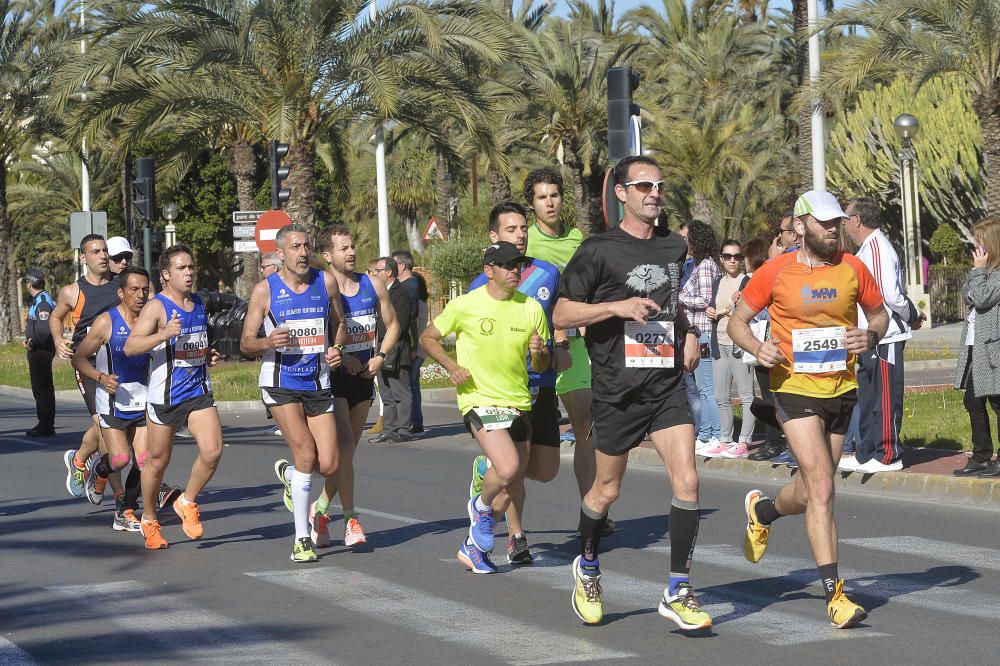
[560,225,690,403]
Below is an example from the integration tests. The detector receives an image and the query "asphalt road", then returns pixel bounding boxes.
[2,391,998,665]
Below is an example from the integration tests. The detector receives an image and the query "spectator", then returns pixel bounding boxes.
[261,252,282,277]
[953,216,1000,477]
[411,272,430,434]
[365,259,385,434]
[677,221,701,436]
[371,256,415,442]
[704,239,754,458]
[393,249,426,434]
[24,268,56,437]
[679,220,722,450]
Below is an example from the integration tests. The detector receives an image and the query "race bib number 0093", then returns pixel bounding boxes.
[280,317,326,355]
[174,331,208,367]
[624,320,675,368]
[472,406,519,431]
[792,326,847,373]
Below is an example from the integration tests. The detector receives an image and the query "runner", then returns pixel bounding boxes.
[309,224,400,549]
[421,241,550,574]
[467,201,561,564]
[124,243,224,550]
[727,190,888,628]
[240,224,348,563]
[50,234,121,500]
[553,155,710,629]
[71,267,152,532]
[522,168,613,535]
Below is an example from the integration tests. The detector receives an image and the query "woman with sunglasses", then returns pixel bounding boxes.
[703,241,754,457]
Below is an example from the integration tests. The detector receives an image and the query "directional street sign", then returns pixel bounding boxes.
[232,210,265,225]
[232,226,255,238]
[233,240,259,253]
[422,217,446,241]
[70,211,109,248]
[255,210,293,254]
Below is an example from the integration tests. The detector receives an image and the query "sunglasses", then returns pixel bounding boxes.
[780,227,796,234]
[110,254,132,263]
[721,253,744,261]
[490,260,526,271]
[623,180,665,195]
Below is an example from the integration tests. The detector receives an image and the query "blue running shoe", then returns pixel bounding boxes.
[467,495,496,553]
[770,450,798,468]
[458,538,497,574]
[560,429,576,443]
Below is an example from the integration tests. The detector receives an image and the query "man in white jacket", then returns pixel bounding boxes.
[840,197,923,473]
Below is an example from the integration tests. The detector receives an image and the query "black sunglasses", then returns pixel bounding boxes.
[490,260,526,271]
[721,253,744,261]
[110,253,133,262]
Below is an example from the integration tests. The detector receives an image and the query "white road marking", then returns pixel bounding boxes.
[45,581,326,664]
[0,637,36,665]
[842,536,1000,572]
[248,568,635,664]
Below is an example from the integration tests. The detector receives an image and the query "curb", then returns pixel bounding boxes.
[907,359,957,370]
[622,446,1000,508]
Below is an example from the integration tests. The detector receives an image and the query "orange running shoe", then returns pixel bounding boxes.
[173,497,203,539]
[344,517,367,547]
[141,520,168,549]
[310,501,331,548]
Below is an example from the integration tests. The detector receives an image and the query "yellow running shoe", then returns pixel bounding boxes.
[658,584,713,630]
[827,579,867,628]
[743,489,770,563]
[571,555,603,625]
[291,537,318,563]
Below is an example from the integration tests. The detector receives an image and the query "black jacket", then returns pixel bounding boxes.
[378,280,413,371]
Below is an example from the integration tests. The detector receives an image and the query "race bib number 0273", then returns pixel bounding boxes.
[792,326,847,373]
[280,317,326,355]
[624,320,675,368]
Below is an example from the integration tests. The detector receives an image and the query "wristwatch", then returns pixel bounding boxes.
[554,340,570,351]
[376,351,387,359]
[331,343,345,352]
[687,325,702,339]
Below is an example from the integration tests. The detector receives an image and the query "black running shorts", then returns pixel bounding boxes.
[332,373,375,409]
[463,407,532,443]
[147,393,216,428]
[99,413,147,430]
[530,386,561,447]
[772,390,857,435]
[261,387,334,417]
[75,370,98,417]
[592,385,693,456]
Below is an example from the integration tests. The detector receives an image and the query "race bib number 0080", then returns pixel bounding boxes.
[472,406,519,431]
[174,331,208,367]
[280,317,326,355]
[624,320,675,368]
[792,326,847,373]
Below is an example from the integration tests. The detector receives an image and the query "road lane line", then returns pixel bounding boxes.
[842,536,1000,572]
[247,568,635,664]
[0,637,36,665]
[45,581,326,664]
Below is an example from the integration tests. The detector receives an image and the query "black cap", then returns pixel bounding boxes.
[483,241,528,267]
[24,268,45,286]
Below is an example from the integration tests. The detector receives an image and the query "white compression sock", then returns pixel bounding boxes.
[291,469,312,540]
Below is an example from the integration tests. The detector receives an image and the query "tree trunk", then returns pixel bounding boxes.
[284,140,317,235]
[488,165,511,205]
[793,0,812,194]
[692,192,713,227]
[562,143,592,237]
[980,109,1000,216]
[435,150,450,236]
[404,214,426,255]
[0,160,18,342]
[227,139,259,299]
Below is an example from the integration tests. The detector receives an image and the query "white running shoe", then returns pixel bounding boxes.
[854,458,903,473]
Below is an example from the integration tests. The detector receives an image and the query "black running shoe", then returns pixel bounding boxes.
[157,484,182,511]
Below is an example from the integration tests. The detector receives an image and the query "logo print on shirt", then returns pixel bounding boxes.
[536,287,550,301]
[625,264,669,295]
[479,318,495,335]
[802,285,838,303]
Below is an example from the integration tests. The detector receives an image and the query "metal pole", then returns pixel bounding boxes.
[807,0,826,190]
[79,3,90,279]
[371,0,390,256]
[899,144,923,290]
[143,227,152,275]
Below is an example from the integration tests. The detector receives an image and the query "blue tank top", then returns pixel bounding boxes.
[259,268,330,390]
[147,293,210,404]
[468,257,560,388]
[339,273,379,368]
[96,307,150,420]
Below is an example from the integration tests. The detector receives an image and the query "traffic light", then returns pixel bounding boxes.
[269,140,291,210]
[607,67,641,164]
[132,157,156,223]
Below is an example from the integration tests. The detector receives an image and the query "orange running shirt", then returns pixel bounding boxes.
[739,251,883,399]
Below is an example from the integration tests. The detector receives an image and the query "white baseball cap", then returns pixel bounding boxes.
[793,190,848,222]
[107,236,134,257]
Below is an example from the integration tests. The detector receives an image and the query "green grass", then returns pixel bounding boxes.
[904,347,958,362]
[0,343,78,390]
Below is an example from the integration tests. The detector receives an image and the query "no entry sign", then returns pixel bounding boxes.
[255,210,293,254]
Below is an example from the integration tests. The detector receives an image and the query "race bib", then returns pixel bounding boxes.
[115,381,147,412]
[344,314,377,353]
[792,326,847,373]
[472,406,519,431]
[174,331,208,367]
[529,385,540,406]
[624,320,675,368]
[280,318,326,355]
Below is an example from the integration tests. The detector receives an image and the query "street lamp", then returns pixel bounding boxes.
[894,113,929,322]
[162,203,178,247]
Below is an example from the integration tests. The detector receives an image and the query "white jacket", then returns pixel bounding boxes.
[855,228,912,347]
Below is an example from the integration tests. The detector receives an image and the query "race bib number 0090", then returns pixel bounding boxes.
[472,406,519,431]
[174,331,208,367]
[281,317,326,355]
[792,326,847,373]
[624,320,675,368]
[344,314,377,353]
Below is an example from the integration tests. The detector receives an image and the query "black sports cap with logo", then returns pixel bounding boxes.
[482,241,529,268]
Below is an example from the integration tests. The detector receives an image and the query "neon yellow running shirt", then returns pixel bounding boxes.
[433,287,550,414]
[527,223,583,272]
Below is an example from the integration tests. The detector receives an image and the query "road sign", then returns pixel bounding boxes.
[232,225,255,238]
[233,210,265,225]
[255,210,293,253]
[422,217,446,241]
[233,240,259,253]
[70,211,109,248]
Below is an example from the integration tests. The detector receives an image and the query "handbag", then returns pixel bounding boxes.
[742,319,770,367]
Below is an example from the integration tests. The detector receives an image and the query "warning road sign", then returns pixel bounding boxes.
[255,210,293,254]
[422,217,446,241]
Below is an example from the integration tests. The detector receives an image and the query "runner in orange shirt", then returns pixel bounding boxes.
[727,190,888,629]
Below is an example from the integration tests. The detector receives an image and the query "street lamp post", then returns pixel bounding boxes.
[894,113,930,323]
[162,203,178,247]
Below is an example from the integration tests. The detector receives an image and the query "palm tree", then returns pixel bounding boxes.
[0,0,66,342]
[823,0,1000,214]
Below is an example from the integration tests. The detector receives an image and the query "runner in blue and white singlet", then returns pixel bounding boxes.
[96,306,150,424]
[259,267,331,392]
[146,292,211,406]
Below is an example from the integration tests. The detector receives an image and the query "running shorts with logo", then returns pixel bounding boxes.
[262,386,334,416]
[463,407,532,442]
[593,383,693,456]
[147,393,216,427]
[75,371,99,416]
[332,374,375,409]
[772,390,857,435]
[555,336,591,395]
